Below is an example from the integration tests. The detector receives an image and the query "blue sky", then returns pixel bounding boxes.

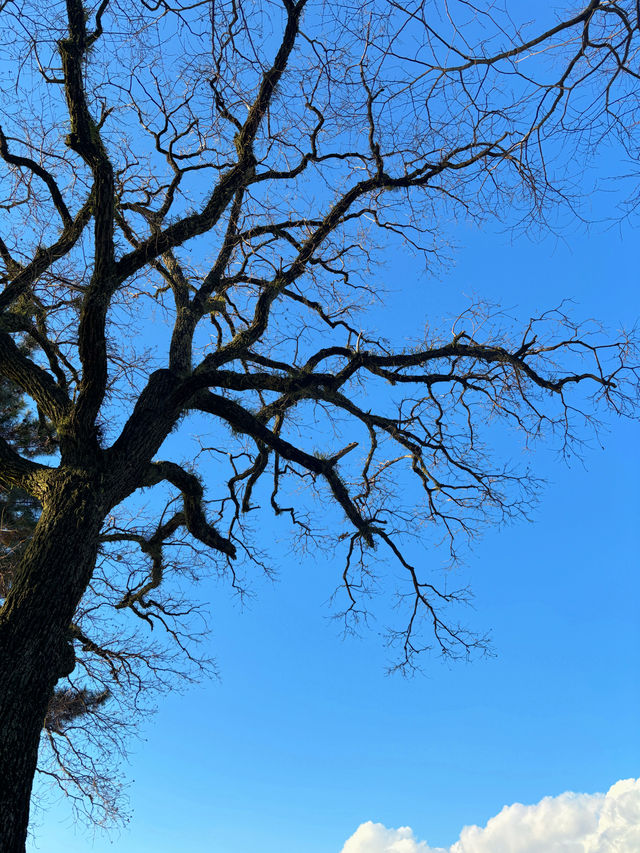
[27,205,639,852]
[3,2,634,849]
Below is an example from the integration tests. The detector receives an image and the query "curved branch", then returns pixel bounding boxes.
[0,128,72,226]
[0,329,71,423]
[0,436,52,495]
[0,192,94,313]
[190,391,375,545]
[142,460,236,558]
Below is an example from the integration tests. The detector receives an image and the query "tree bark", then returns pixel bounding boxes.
[0,470,107,853]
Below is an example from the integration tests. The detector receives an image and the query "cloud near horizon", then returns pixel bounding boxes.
[340,778,640,853]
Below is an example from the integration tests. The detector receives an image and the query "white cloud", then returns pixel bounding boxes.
[341,822,436,853]
[341,779,640,853]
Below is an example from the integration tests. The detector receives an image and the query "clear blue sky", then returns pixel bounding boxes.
[27,202,639,851]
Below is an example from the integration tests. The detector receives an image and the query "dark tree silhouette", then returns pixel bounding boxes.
[0,1,638,849]
[0,376,128,824]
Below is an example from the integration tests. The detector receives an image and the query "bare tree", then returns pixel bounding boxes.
[1,362,202,827]
[0,0,638,849]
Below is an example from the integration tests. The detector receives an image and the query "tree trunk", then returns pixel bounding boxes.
[0,470,107,853]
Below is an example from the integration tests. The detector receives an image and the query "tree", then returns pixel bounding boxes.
[0,375,52,600]
[0,375,130,826]
[0,1,638,849]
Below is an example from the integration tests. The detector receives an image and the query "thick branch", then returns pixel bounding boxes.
[190,391,375,545]
[59,0,117,431]
[142,461,236,558]
[0,330,71,423]
[0,437,51,495]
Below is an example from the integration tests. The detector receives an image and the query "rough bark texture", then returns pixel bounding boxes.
[0,472,106,852]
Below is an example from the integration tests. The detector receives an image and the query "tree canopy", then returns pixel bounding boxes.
[0,1,638,849]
